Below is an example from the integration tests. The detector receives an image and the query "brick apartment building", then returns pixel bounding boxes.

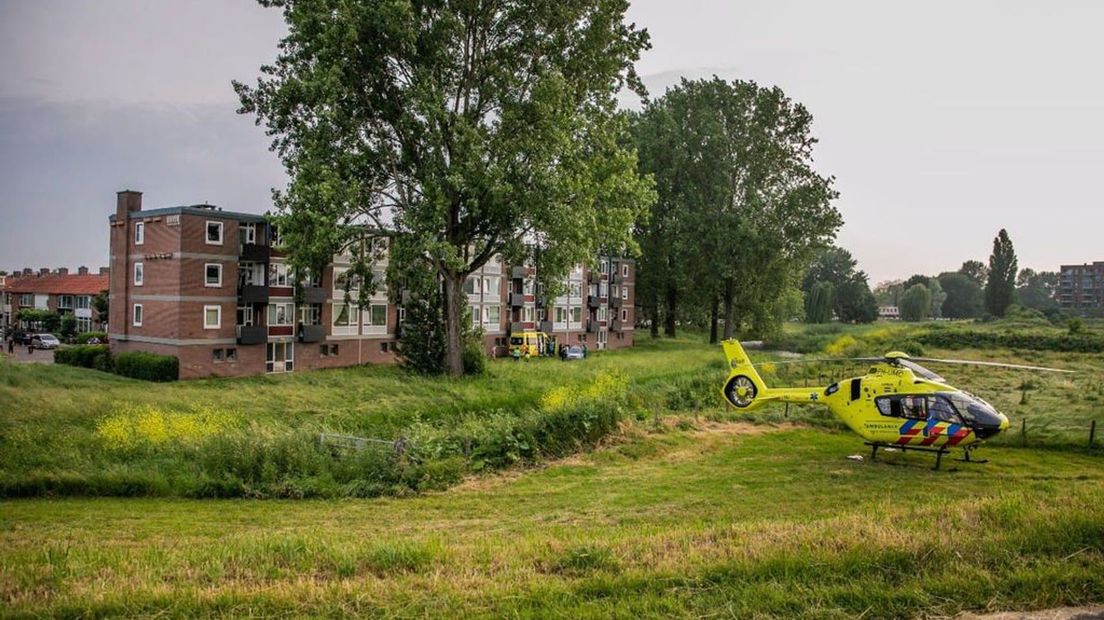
[1057,262,1104,317]
[2,266,109,334]
[109,190,634,379]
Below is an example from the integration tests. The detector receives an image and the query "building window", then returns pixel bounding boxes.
[463,276,477,295]
[267,302,294,326]
[132,304,143,327]
[332,303,358,327]
[266,342,294,373]
[206,221,223,245]
[365,304,387,327]
[622,263,629,278]
[237,305,254,326]
[76,317,92,333]
[166,214,180,226]
[268,262,290,287]
[330,344,339,356]
[622,287,628,300]
[135,222,145,245]
[58,295,74,309]
[320,344,329,357]
[205,263,222,287]
[299,303,321,326]
[133,262,144,286]
[621,308,628,321]
[600,258,609,274]
[241,222,256,245]
[226,348,237,361]
[213,348,225,363]
[204,305,222,330]
[471,305,481,327]
[571,307,581,323]
[76,295,91,309]
[239,262,264,287]
[485,305,500,325]
[20,294,33,306]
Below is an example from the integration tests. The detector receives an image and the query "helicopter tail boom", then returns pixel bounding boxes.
[721,340,828,410]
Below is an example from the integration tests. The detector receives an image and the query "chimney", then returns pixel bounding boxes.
[57,267,69,275]
[39,268,50,276]
[99,267,110,275]
[116,189,143,222]
[78,266,89,275]
[22,268,32,276]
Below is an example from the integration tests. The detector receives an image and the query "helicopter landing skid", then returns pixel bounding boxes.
[954,447,988,465]
[864,442,951,470]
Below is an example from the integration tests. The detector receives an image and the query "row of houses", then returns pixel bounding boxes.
[1,267,109,334]
[107,190,635,379]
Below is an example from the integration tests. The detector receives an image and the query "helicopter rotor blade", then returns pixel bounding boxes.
[907,357,1074,373]
[751,357,882,366]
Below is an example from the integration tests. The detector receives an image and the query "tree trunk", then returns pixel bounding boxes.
[663,284,677,337]
[709,295,719,344]
[722,278,735,340]
[442,271,465,377]
[649,292,660,338]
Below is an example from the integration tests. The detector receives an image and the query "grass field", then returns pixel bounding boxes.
[1,322,1102,617]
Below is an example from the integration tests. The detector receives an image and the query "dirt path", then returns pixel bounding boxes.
[955,606,1104,620]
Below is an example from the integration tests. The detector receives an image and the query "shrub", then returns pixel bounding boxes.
[54,344,110,369]
[113,351,179,382]
[76,331,108,344]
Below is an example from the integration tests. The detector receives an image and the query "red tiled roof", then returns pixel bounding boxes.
[3,274,109,296]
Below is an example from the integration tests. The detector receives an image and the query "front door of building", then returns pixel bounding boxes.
[597,329,607,350]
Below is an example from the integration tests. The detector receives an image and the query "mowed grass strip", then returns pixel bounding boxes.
[1,427,1101,618]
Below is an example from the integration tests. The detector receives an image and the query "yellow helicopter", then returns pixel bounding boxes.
[719,339,1072,469]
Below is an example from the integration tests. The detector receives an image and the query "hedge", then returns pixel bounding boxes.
[916,330,1104,353]
[75,331,108,344]
[113,351,179,382]
[54,345,112,371]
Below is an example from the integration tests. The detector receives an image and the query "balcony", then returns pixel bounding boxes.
[511,266,527,280]
[509,321,525,333]
[586,320,598,333]
[239,285,269,305]
[610,296,623,308]
[240,243,270,262]
[508,292,526,307]
[236,325,266,345]
[301,286,327,304]
[539,320,553,333]
[611,319,624,332]
[587,295,602,308]
[298,324,325,343]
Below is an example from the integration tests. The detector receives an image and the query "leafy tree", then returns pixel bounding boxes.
[801,247,857,294]
[17,309,60,333]
[959,260,988,287]
[236,0,655,376]
[1016,268,1059,313]
[634,78,840,340]
[899,284,931,322]
[60,314,77,341]
[902,274,930,291]
[835,276,878,323]
[804,281,835,323]
[937,272,984,319]
[92,291,109,329]
[872,280,903,306]
[927,276,946,319]
[985,229,1018,317]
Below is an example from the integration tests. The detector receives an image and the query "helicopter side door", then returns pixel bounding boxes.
[874,394,973,447]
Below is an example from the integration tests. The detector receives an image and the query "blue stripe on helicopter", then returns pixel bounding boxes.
[899,419,918,433]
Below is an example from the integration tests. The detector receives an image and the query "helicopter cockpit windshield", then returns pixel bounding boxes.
[898,359,945,382]
[942,392,1005,438]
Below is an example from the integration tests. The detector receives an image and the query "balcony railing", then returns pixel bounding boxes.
[587,295,602,308]
[510,266,527,279]
[610,319,624,332]
[236,325,266,345]
[508,292,526,307]
[298,323,325,343]
[539,320,553,333]
[240,243,271,262]
[586,320,598,333]
[610,296,623,308]
[301,286,327,304]
[239,285,269,305]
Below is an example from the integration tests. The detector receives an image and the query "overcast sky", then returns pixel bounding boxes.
[1,0,1101,283]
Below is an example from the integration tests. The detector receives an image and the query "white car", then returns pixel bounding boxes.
[32,334,60,350]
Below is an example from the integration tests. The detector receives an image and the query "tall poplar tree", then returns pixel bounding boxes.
[236,0,656,375]
[985,229,1018,317]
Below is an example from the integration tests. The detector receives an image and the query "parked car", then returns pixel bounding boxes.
[31,334,60,350]
[563,345,586,361]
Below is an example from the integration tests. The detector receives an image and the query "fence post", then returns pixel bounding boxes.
[1090,420,1097,449]
[1020,418,1027,447]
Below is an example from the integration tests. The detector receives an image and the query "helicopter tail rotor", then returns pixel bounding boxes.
[721,340,769,409]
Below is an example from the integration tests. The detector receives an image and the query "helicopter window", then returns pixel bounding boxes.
[874,394,960,422]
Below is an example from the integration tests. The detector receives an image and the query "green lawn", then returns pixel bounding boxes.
[1,325,1102,617]
[1,427,1101,618]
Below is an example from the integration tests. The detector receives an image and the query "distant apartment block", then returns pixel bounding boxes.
[2,266,109,333]
[108,191,634,379]
[1057,262,1104,317]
